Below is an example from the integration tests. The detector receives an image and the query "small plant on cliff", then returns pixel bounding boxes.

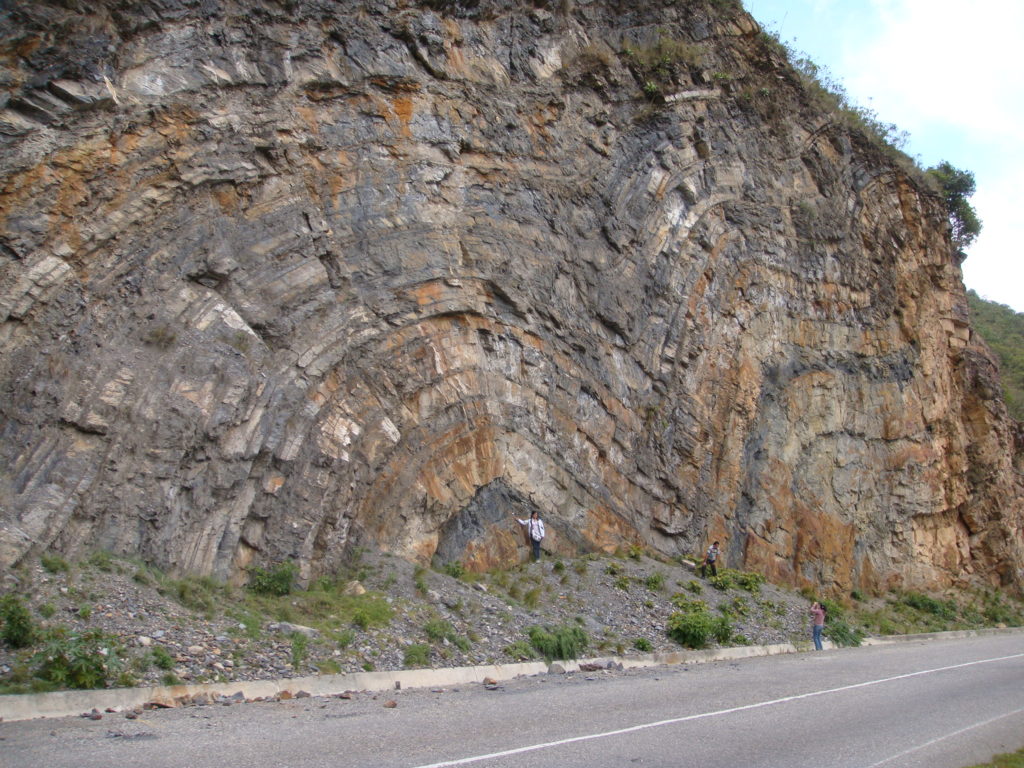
[441,561,466,579]
[927,161,982,257]
[505,639,537,661]
[645,571,666,592]
[423,617,457,644]
[670,594,708,612]
[634,637,653,652]
[248,560,298,597]
[527,624,588,661]
[403,643,431,668]
[1,594,36,649]
[31,627,123,689]
[40,554,70,574]
[667,609,731,648]
[143,323,177,349]
[149,645,175,671]
[290,632,309,669]
[901,591,957,620]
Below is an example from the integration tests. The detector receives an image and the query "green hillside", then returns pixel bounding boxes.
[967,290,1024,421]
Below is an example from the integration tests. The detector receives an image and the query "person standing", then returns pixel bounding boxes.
[515,511,545,561]
[810,601,826,650]
[700,540,720,578]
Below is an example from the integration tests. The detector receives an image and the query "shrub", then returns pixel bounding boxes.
[505,640,537,661]
[614,575,631,591]
[927,161,982,256]
[633,637,652,652]
[901,591,956,620]
[32,627,121,689]
[334,629,355,649]
[523,586,542,609]
[733,570,765,593]
[667,610,715,648]
[527,624,588,661]
[41,554,70,574]
[404,643,431,667]
[729,596,751,617]
[711,615,732,644]
[38,603,56,619]
[645,572,666,592]
[670,594,707,612]
[348,595,393,630]
[982,594,1021,625]
[319,659,342,675]
[824,618,864,647]
[291,632,309,669]
[667,603,732,648]
[161,576,222,615]
[424,618,456,643]
[150,645,175,670]
[708,573,736,591]
[413,565,428,594]
[1,594,36,649]
[441,561,465,579]
[247,561,297,596]
[87,550,115,572]
[685,580,703,594]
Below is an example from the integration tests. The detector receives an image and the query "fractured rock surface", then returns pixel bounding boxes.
[0,0,1021,592]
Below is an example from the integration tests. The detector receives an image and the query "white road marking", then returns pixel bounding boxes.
[863,706,1024,768]
[409,653,1024,768]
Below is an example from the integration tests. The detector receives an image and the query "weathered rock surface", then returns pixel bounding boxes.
[0,0,1021,593]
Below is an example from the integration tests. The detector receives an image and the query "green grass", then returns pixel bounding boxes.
[40,554,70,574]
[403,643,430,668]
[527,624,588,661]
[965,746,1024,768]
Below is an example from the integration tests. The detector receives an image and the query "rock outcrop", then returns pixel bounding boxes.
[1,0,1021,593]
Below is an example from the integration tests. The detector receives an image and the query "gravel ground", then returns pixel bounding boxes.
[0,550,816,692]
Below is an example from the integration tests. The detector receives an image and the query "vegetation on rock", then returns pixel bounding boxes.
[968,291,1024,420]
[1,549,1022,695]
[928,161,983,256]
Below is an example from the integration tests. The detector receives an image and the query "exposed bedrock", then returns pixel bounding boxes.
[0,0,1020,593]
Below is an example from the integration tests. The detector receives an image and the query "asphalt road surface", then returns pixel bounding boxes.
[3,633,1022,768]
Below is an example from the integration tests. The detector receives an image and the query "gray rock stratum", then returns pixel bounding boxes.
[1,0,1021,594]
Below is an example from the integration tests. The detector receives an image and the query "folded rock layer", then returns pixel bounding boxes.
[1,0,1021,593]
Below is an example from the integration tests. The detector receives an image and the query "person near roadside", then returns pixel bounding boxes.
[700,540,720,578]
[515,510,545,561]
[810,600,827,650]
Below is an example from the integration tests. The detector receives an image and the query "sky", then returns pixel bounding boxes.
[741,0,1024,313]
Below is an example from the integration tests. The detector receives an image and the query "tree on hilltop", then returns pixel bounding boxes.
[927,161,982,258]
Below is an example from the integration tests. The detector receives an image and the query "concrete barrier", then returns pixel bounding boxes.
[2,627,1020,723]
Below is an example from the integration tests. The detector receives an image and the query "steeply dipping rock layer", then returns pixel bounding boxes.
[1,0,1021,593]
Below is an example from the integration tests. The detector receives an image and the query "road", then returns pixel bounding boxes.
[2,633,1022,768]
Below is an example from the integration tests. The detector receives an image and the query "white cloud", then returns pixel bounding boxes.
[848,0,1024,143]
[839,0,1024,311]
[961,176,1024,311]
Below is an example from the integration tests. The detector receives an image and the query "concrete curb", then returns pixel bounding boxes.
[1,626,1020,723]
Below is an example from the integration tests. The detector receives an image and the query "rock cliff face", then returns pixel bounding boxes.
[1,0,1021,593]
